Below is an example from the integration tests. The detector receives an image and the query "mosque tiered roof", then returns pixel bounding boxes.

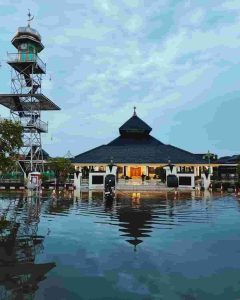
[72,110,207,165]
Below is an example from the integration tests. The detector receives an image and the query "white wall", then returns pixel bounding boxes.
[164,165,195,188]
[177,174,195,188]
[89,172,105,190]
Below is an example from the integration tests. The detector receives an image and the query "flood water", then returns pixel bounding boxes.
[1,191,240,300]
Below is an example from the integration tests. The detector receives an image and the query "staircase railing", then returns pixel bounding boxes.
[20,118,48,132]
[7,52,46,73]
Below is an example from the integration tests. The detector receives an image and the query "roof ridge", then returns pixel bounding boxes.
[107,134,164,146]
[74,144,106,158]
[149,135,165,145]
[166,144,195,155]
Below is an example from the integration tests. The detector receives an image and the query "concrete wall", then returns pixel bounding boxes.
[177,174,195,188]
[89,172,105,190]
[164,165,195,188]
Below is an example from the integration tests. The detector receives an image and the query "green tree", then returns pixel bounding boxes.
[0,119,23,172]
[47,157,74,186]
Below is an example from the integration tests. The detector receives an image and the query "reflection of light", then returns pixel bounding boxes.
[132,192,141,207]
[132,192,141,199]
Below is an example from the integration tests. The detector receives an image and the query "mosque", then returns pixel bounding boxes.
[72,107,218,184]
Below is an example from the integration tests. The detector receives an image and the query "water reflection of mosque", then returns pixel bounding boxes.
[78,192,191,251]
[100,191,217,251]
[114,193,175,251]
[73,191,160,251]
[0,195,55,300]
[117,204,154,251]
[43,190,231,254]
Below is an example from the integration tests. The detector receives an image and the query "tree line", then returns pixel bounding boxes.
[0,119,74,184]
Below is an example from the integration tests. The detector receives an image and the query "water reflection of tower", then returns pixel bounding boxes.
[0,195,55,299]
[48,197,74,214]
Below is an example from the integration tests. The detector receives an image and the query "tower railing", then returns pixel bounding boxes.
[7,52,46,73]
[20,118,48,133]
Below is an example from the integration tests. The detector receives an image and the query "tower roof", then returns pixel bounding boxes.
[119,108,152,136]
[16,26,41,41]
[11,11,44,51]
[12,26,44,51]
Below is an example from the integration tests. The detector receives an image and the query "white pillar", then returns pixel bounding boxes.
[163,165,177,180]
[194,167,198,176]
[106,165,117,176]
[74,170,82,189]
[105,165,117,191]
[74,189,81,200]
[201,173,211,189]
[88,191,93,205]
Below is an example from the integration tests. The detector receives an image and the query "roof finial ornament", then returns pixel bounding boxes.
[133,105,137,116]
[27,9,34,27]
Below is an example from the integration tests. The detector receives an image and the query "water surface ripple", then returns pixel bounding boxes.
[0,191,240,300]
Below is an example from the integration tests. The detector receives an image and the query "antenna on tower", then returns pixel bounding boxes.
[27,9,34,27]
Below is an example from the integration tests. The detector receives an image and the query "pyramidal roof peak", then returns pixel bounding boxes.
[119,108,152,136]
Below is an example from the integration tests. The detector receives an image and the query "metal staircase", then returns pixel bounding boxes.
[0,16,60,176]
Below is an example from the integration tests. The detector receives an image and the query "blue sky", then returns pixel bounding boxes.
[0,0,239,157]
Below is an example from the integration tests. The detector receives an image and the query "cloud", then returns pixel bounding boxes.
[221,0,240,10]
[125,15,144,33]
[122,0,142,8]
[64,19,113,40]
[175,6,206,30]
[52,35,70,45]
[176,65,209,86]
[0,0,239,156]
[94,0,119,17]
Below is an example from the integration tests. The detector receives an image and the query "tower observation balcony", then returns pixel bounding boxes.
[20,118,48,133]
[7,52,46,74]
[0,94,60,111]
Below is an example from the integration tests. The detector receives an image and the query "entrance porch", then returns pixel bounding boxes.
[118,165,158,179]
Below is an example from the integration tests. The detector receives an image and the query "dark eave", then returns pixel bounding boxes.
[108,135,164,146]
[72,143,206,164]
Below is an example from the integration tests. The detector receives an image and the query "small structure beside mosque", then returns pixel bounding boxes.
[72,108,221,190]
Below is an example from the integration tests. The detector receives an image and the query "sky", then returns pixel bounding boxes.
[0,0,239,158]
